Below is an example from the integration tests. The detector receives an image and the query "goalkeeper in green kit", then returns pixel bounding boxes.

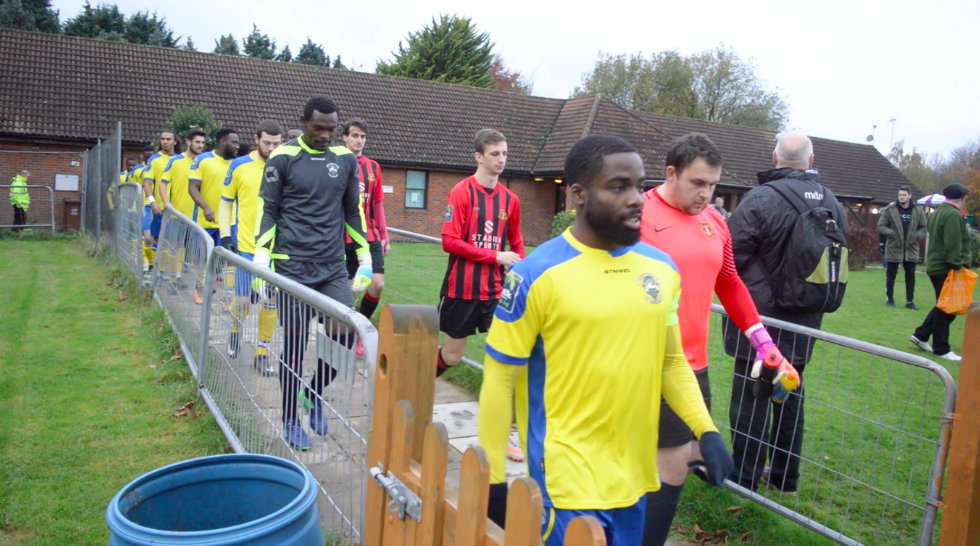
[251,96,372,450]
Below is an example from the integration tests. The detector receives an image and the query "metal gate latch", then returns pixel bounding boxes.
[370,462,422,523]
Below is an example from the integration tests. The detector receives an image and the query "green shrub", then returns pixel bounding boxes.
[551,209,576,238]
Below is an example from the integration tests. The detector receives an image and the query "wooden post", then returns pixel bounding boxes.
[504,478,543,546]
[454,447,490,546]
[564,516,607,546]
[939,302,980,545]
[416,423,448,546]
[365,305,439,546]
[383,401,415,546]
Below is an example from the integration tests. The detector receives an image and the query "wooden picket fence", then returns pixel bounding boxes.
[364,304,606,546]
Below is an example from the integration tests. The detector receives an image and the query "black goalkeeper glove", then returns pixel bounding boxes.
[487,482,508,528]
[698,431,734,487]
[220,237,237,254]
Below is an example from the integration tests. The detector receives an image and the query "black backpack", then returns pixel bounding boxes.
[769,182,848,313]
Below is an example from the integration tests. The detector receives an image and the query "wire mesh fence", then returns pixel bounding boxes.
[707,306,954,546]
[197,248,378,544]
[382,226,957,546]
[80,121,122,243]
[0,184,55,231]
[113,183,143,287]
[150,205,214,381]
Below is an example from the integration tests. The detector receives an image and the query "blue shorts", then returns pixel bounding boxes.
[542,498,645,546]
[233,251,254,297]
[203,226,237,249]
[142,205,152,232]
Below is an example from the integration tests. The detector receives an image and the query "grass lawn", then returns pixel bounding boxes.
[382,240,970,545]
[0,235,229,545]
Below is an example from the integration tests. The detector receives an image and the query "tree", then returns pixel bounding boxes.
[295,38,327,66]
[165,105,220,151]
[63,1,125,39]
[332,55,346,69]
[488,54,532,94]
[573,45,789,130]
[275,44,292,62]
[0,0,60,33]
[888,141,940,195]
[242,23,276,60]
[124,11,177,47]
[182,37,196,51]
[376,14,494,88]
[212,33,239,56]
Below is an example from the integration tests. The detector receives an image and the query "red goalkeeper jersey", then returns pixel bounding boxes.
[641,188,756,371]
[440,176,524,300]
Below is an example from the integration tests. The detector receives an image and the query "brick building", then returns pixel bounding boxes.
[0,29,913,239]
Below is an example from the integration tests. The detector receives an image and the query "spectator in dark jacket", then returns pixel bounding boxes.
[910,183,971,361]
[723,131,847,494]
[877,186,928,309]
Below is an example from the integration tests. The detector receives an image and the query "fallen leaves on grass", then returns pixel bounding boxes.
[676,524,687,535]
[725,506,744,515]
[738,532,751,542]
[169,351,182,361]
[117,292,127,302]
[172,401,195,419]
[693,525,728,545]
[148,362,161,369]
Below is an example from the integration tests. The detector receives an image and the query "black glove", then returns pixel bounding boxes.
[698,432,734,487]
[220,237,237,253]
[487,482,508,529]
[878,243,885,254]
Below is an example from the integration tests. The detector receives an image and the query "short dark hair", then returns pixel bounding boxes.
[125,156,136,164]
[665,133,723,175]
[185,128,207,141]
[303,96,339,120]
[899,185,912,194]
[142,145,155,153]
[563,135,638,188]
[255,120,283,138]
[342,119,368,137]
[160,129,176,139]
[216,127,237,143]
[474,129,506,154]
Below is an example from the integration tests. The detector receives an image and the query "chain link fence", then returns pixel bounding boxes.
[113,183,144,286]
[0,184,54,231]
[382,226,955,546]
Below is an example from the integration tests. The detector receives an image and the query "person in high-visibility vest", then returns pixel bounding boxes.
[10,169,30,231]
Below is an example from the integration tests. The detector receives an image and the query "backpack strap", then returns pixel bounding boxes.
[768,181,812,214]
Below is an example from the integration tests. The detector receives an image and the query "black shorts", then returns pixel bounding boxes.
[658,368,712,449]
[345,241,385,278]
[439,296,498,339]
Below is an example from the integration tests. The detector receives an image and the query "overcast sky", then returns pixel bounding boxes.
[53,0,979,159]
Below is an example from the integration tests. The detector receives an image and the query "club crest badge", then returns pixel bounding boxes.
[701,222,714,237]
[637,273,662,304]
[444,205,454,222]
[499,210,508,221]
[327,163,340,178]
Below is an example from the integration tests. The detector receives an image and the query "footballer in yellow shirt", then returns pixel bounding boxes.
[477,135,732,546]
[219,121,283,377]
[160,129,206,219]
[189,128,238,246]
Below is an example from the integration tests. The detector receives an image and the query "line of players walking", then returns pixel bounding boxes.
[118,95,846,546]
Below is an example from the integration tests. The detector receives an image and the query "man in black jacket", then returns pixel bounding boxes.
[724,131,848,494]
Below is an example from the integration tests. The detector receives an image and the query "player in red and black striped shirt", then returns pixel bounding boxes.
[437,129,525,377]
[342,120,390,327]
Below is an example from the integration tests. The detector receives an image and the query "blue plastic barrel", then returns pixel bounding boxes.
[106,454,324,546]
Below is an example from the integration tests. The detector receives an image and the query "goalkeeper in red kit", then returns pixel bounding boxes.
[639,133,798,546]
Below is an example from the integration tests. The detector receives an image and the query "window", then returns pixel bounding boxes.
[405,170,427,209]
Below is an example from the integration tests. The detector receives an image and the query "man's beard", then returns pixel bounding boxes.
[584,200,640,247]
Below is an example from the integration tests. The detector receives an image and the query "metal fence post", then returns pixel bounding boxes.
[80,150,87,233]
[938,302,980,546]
[94,139,101,242]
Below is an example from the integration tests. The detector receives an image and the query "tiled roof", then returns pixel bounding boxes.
[0,29,913,201]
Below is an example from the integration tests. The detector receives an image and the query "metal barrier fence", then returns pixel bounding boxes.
[711,306,954,546]
[147,209,378,543]
[382,226,955,546]
[80,121,122,243]
[200,248,378,543]
[113,183,144,287]
[151,205,214,381]
[0,184,55,231]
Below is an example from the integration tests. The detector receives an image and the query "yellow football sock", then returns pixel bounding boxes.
[256,303,277,356]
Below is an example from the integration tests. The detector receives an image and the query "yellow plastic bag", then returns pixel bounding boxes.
[937,268,978,315]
